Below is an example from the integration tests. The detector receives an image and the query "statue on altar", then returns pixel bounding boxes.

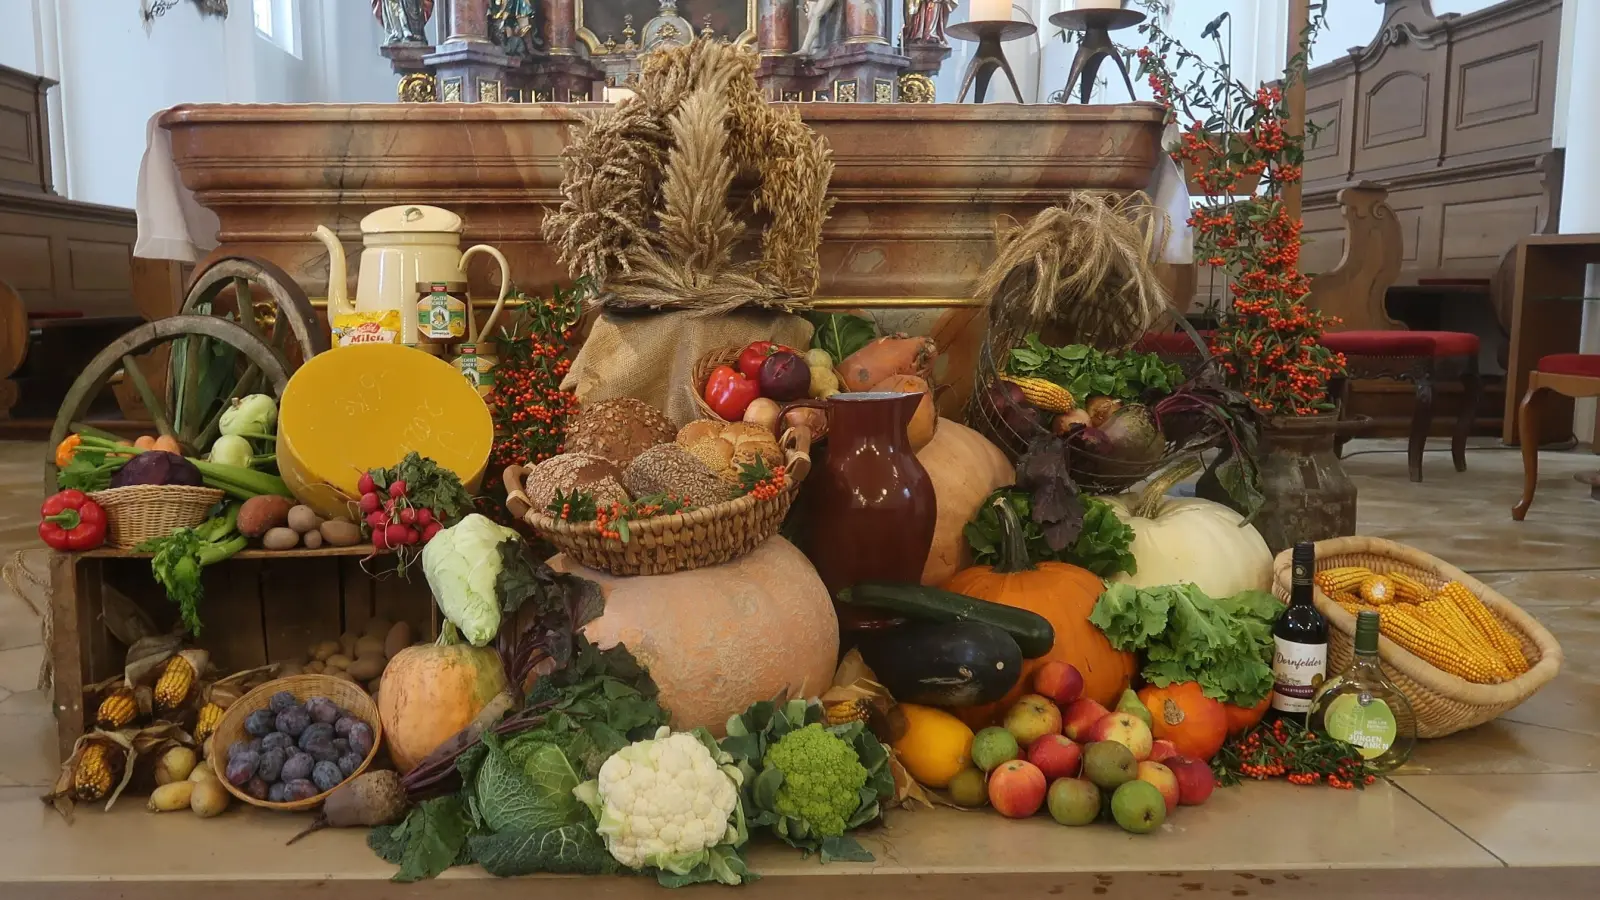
[489,0,543,57]
[373,0,433,45]
[903,0,956,45]
[798,0,840,56]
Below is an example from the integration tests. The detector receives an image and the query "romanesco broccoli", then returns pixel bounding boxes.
[763,723,868,838]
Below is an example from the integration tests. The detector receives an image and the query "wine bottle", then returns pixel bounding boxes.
[1270,541,1328,722]
[1308,610,1417,772]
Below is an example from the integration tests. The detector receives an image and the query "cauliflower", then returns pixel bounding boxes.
[574,726,750,885]
[763,723,869,838]
[420,514,520,646]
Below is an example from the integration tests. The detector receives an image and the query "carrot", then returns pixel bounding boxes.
[153,435,183,455]
[133,435,157,450]
[838,335,938,393]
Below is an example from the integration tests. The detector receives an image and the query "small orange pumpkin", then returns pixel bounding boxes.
[1223,695,1271,736]
[1138,681,1229,762]
[943,496,1135,725]
[378,642,510,772]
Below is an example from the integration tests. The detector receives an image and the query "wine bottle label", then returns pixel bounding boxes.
[1322,694,1397,759]
[1271,637,1327,713]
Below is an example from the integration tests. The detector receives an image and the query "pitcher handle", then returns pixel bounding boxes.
[461,244,512,342]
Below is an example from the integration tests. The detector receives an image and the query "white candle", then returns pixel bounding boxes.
[1073,0,1124,9]
[605,86,636,104]
[971,0,1012,22]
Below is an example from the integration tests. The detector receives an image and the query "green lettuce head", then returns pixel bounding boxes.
[421,513,520,646]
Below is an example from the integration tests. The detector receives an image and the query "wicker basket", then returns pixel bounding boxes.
[689,346,831,440]
[208,674,382,812]
[1270,536,1563,738]
[505,427,812,576]
[89,485,225,549]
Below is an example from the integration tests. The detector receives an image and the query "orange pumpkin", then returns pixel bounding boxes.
[379,642,510,772]
[1223,695,1271,736]
[557,536,839,737]
[1138,682,1229,761]
[915,419,1014,585]
[943,497,1134,724]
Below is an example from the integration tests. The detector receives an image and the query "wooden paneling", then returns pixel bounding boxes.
[0,64,53,194]
[0,190,138,318]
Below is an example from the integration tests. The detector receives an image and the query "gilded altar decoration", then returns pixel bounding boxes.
[142,0,228,21]
[903,0,956,45]
[543,38,834,312]
[874,78,893,103]
[397,72,438,102]
[897,72,935,103]
[488,0,542,57]
[834,79,858,102]
[373,0,433,45]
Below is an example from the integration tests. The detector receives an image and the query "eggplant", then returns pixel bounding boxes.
[856,621,1023,708]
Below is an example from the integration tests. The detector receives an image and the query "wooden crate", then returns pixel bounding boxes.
[48,546,434,761]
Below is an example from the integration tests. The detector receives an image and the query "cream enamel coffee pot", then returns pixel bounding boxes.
[315,205,510,344]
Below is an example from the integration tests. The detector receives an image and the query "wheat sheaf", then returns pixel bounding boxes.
[543,39,834,315]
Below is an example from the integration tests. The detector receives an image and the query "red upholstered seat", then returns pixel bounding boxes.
[1535,353,1600,378]
[1134,331,1213,355]
[1320,330,1479,357]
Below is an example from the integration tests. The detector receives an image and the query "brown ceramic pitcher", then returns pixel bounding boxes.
[790,392,937,629]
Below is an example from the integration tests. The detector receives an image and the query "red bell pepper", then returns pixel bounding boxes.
[704,365,761,420]
[736,341,796,381]
[39,490,107,552]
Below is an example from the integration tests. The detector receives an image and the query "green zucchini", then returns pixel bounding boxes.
[835,582,1055,658]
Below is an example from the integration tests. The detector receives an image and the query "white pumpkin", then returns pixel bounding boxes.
[1097,493,1273,598]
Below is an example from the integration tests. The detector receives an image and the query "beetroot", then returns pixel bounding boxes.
[759,351,811,402]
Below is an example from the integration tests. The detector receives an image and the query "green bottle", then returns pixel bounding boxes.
[1307,611,1418,773]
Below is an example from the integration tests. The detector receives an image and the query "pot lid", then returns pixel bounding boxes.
[360,204,462,235]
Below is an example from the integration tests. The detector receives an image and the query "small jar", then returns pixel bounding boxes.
[415,281,469,344]
[452,342,497,398]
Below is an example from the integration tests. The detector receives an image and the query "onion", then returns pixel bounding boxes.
[743,397,782,434]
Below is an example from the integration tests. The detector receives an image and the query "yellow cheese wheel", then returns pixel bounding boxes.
[277,343,493,519]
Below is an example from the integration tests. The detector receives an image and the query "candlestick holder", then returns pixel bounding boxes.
[1048,6,1145,103]
[946,20,1038,103]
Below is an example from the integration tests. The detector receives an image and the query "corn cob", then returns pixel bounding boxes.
[1419,598,1513,680]
[154,656,195,712]
[1388,571,1432,603]
[194,702,224,745]
[1001,376,1076,413]
[1316,567,1372,594]
[1358,575,1397,605]
[1376,606,1501,683]
[1439,582,1529,675]
[72,742,121,802]
[95,688,137,730]
[1333,593,1371,617]
[822,698,872,727]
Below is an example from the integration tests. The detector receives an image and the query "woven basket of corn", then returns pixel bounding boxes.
[1270,536,1562,738]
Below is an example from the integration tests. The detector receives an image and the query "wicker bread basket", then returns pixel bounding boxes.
[1271,536,1562,738]
[689,346,832,440]
[208,674,382,811]
[506,426,812,576]
[89,485,225,549]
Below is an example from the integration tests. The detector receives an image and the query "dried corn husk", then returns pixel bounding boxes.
[43,722,193,821]
[823,650,933,811]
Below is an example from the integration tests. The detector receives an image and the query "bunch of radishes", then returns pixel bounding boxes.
[357,472,445,551]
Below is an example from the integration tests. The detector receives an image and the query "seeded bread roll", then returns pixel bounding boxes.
[623,444,740,505]
[523,453,630,513]
[566,398,676,466]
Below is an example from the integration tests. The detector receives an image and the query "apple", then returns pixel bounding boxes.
[1062,697,1111,742]
[988,759,1048,818]
[1136,761,1180,814]
[1167,756,1217,807]
[1148,739,1181,763]
[1027,734,1082,781]
[1110,780,1167,834]
[971,726,1020,773]
[1003,694,1062,747]
[1086,711,1154,761]
[947,767,989,808]
[1046,777,1101,826]
[1033,661,1084,706]
[1081,740,1137,791]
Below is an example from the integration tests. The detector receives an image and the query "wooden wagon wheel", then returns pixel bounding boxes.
[182,256,328,361]
[44,316,291,493]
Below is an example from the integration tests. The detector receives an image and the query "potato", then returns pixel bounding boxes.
[262,527,300,550]
[190,777,231,817]
[153,746,197,785]
[189,760,216,783]
[339,631,359,657]
[302,529,324,550]
[330,669,357,684]
[276,660,304,677]
[286,505,323,534]
[347,654,386,681]
[362,616,392,639]
[148,781,195,812]
[383,621,412,660]
[354,635,385,659]
[367,679,383,694]
[311,640,340,662]
[326,653,353,671]
[238,495,293,538]
[319,519,363,547]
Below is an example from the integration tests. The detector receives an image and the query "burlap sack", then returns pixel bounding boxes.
[563,308,813,427]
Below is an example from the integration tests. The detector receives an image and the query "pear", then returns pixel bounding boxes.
[1116,688,1153,729]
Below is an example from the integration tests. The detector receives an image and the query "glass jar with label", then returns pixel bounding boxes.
[416,281,469,344]
[451,342,497,398]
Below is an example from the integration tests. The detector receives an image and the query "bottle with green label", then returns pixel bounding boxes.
[1307,610,1417,773]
